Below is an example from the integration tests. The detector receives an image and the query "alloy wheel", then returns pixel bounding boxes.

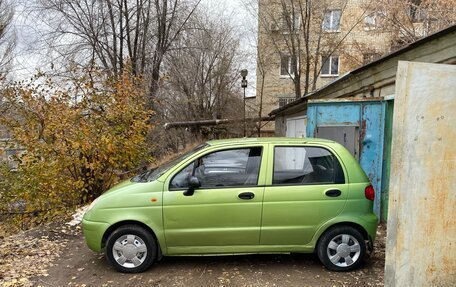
[112,234,148,268]
[326,234,361,267]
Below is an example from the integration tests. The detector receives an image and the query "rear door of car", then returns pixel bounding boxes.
[260,144,349,246]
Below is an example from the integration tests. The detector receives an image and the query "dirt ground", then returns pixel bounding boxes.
[40,227,385,287]
[1,223,386,287]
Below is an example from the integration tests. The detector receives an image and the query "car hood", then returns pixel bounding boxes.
[102,179,137,195]
[100,178,164,199]
[84,179,163,221]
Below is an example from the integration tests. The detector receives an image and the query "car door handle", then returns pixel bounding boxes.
[325,189,342,197]
[238,192,255,200]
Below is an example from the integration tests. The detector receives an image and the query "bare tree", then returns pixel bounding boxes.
[240,0,274,136]
[0,0,14,81]
[372,0,456,49]
[153,12,245,151]
[257,0,376,99]
[30,0,201,106]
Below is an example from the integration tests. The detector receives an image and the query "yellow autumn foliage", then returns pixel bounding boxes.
[0,68,152,221]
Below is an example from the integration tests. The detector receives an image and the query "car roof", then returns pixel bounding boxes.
[206,137,335,146]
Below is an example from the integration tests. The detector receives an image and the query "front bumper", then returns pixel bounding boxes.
[82,218,110,252]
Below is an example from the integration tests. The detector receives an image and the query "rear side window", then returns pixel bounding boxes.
[170,147,262,190]
[273,146,344,185]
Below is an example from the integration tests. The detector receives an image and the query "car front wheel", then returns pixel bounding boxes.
[105,225,157,273]
[317,226,367,272]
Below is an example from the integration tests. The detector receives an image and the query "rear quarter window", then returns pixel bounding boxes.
[273,146,345,185]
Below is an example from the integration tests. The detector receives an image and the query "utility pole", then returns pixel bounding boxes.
[241,69,248,137]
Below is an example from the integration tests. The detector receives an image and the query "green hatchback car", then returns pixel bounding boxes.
[82,137,377,273]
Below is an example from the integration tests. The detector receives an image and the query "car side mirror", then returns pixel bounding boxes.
[183,176,200,196]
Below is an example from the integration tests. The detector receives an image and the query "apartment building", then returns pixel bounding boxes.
[249,0,394,134]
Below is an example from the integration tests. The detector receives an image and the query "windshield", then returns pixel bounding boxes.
[131,143,208,183]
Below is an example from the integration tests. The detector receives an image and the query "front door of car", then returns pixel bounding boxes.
[163,145,266,254]
[260,145,349,246]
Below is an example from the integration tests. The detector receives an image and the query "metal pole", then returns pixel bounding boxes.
[240,69,248,138]
[243,87,246,137]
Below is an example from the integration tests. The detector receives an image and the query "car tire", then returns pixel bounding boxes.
[105,225,157,273]
[317,226,366,272]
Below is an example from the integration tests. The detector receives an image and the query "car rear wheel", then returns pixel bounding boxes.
[317,226,366,272]
[105,225,156,273]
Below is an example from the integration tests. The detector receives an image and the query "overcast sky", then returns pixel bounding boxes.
[199,0,258,96]
[10,0,258,97]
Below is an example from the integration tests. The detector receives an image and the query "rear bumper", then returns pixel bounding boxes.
[82,218,110,252]
[359,213,378,240]
[367,235,374,254]
[359,213,378,255]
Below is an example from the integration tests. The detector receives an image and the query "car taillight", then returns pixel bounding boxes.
[365,185,375,201]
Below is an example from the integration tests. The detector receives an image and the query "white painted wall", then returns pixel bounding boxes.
[285,116,307,138]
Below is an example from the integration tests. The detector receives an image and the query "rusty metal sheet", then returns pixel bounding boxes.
[306,99,386,218]
[385,62,456,287]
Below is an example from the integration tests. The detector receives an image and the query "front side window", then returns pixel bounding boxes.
[321,55,339,76]
[323,10,341,32]
[273,146,344,185]
[169,161,195,189]
[170,147,262,190]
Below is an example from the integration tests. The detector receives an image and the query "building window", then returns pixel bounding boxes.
[364,14,377,31]
[282,12,300,31]
[323,10,341,32]
[364,11,386,31]
[280,55,297,77]
[321,55,339,76]
[279,97,295,108]
[407,3,427,23]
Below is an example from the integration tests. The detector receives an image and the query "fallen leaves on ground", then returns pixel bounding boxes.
[0,213,81,287]
[0,234,65,286]
[66,206,89,226]
[0,215,387,287]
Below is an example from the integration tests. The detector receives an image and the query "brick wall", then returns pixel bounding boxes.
[253,0,394,121]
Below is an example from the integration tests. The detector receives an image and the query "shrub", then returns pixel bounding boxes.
[0,68,152,222]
